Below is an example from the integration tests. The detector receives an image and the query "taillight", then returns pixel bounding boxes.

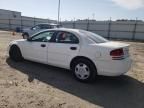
[110,48,124,60]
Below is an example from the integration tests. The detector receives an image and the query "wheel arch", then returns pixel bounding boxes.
[22,32,29,36]
[9,44,22,55]
[9,44,23,61]
[70,56,97,71]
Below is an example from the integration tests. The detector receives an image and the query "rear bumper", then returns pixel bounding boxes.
[96,57,132,76]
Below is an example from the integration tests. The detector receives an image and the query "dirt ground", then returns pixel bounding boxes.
[0,31,144,108]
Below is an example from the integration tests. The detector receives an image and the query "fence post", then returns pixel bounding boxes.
[59,18,62,26]
[132,18,137,40]
[8,17,11,31]
[87,18,89,31]
[47,19,49,23]
[34,17,36,26]
[107,18,111,39]
[73,19,75,29]
[20,16,23,31]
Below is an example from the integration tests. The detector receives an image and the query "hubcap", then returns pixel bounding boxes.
[75,63,90,80]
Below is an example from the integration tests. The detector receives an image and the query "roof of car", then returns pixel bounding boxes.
[41,28,82,33]
[35,23,60,26]
[31,28,89,38]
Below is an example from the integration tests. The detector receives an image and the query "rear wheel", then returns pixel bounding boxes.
[9,45,23,62]
[71,59,97,82]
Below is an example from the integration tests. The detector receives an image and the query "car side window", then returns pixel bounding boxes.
[55,31,79,44]
[32,25,40,30]
[31,31,55,42]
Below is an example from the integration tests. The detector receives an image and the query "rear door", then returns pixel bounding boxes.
[47,31,80,68]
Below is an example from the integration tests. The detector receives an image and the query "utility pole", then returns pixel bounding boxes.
[92,13,95,20]
[58,0,61,24]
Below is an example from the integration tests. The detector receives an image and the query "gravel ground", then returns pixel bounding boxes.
[0,31,144,108]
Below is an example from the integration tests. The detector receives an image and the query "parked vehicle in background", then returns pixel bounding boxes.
[22,23,61,39]
[9,28,132,82]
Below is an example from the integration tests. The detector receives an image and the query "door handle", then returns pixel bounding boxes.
[41,44,46,47]
[70,47,77,50]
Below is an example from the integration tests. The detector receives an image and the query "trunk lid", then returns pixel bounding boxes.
[98,41,129,49]
[97,41,130,59]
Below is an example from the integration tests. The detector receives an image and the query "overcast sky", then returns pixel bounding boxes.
[0,0,144,21]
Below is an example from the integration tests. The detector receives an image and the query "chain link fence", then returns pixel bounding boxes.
[0,17,144,41]
[61,20,144,41]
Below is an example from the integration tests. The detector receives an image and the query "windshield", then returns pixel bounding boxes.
[79,30,109,43]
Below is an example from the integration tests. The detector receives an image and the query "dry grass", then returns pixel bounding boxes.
[0,30,144,108]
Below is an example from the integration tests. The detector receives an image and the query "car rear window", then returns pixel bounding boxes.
[40,24,62,29]
[40,24,51,29]
[79,30,109,43]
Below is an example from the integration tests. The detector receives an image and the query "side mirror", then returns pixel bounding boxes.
[31,27,36,30]
[27,38,32,41]
[30,27,33,30]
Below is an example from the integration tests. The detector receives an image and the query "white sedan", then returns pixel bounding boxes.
[8,28,132,82]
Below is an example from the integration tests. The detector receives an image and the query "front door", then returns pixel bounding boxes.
[22,31,55,64]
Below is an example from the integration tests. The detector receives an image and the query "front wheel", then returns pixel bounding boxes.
[9,45,23,62]
[71,59,97,82]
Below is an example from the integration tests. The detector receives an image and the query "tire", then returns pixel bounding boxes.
[9,45,23,62]
[22,33,29,39]
[71,58,97,82]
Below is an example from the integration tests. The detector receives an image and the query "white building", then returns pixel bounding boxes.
[0,9,56,30]
[0,9,21,19]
